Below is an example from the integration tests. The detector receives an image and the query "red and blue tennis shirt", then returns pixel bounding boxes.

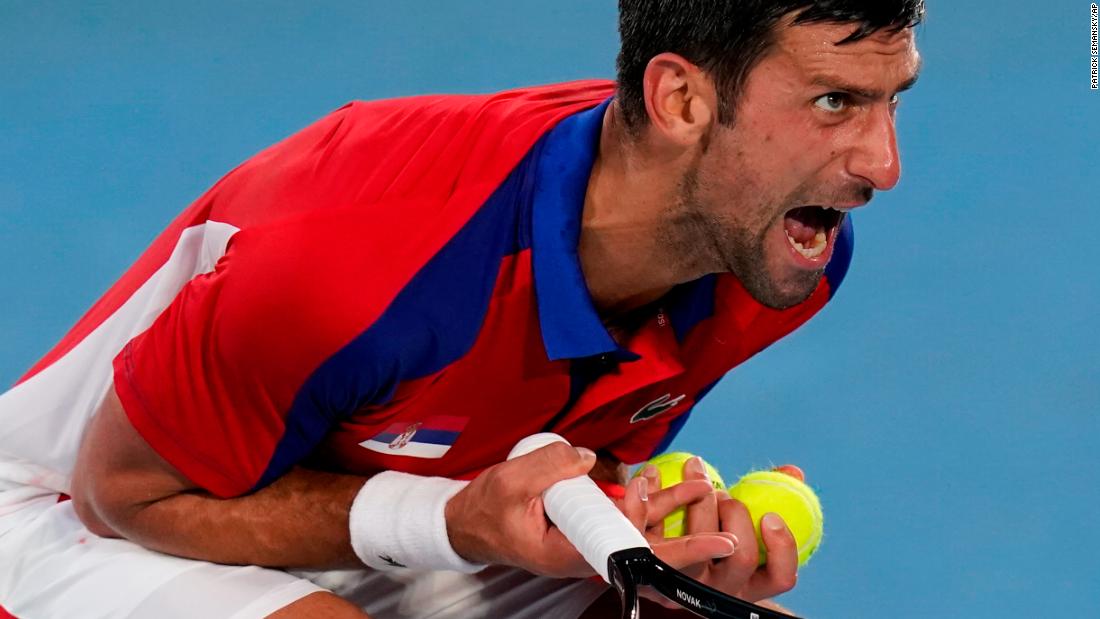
[1,80,852,500]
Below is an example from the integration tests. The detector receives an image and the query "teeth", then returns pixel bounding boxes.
[786,230,828,259]
[825,206,852,213]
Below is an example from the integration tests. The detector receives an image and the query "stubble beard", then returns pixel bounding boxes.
[671,163,823,310]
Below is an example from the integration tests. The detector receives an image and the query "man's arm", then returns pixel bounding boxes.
[72,383,737,577]
[71,385,366,568]
[71,384,626,573]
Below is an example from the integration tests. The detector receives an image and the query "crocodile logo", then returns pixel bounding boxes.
[629,394,686,424]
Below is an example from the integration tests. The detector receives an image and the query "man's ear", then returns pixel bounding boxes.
[640,52,717,148]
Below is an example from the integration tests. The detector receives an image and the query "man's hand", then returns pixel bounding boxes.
[626,457,800,605]
[444,442,602,577]
[444,443,743,579]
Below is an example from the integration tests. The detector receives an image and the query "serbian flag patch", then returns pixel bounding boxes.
[359,416,468,459]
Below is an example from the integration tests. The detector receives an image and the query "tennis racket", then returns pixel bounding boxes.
[508,433,799,619]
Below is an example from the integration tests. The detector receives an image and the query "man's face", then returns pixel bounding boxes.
[674,20,921,309]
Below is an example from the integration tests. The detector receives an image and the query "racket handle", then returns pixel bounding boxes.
[508,433,649,583]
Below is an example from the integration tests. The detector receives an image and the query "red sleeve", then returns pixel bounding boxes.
[111,197,471,497]
[111,209,382,497]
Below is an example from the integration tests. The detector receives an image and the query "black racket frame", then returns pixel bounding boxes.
[607,548,799,619]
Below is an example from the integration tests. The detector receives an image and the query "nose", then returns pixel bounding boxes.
[845,105,902,191]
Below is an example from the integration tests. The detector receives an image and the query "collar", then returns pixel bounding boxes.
[529,97,717,362]
[530,97,624,361]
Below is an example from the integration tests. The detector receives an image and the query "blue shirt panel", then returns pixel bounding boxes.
[254,125,543,489]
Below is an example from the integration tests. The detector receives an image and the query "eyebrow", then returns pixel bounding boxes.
[810,60,922,100]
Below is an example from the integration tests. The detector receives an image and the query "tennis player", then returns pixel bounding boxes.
[0,2,923,617]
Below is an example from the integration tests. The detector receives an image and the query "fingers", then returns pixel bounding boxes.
[644,479,714,524]
[640,465,664,537]
[651,532,737,569]
[620,476,649,533]
[639,466,803,605]
[446,443,599,577]
[773,464,805,482]
[512,442,597,494]
[683,457,719,535]
[743,512,799,601]
[720,494,758,564]
[711,494,759,586]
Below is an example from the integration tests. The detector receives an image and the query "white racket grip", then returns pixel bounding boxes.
[508,433,649,583]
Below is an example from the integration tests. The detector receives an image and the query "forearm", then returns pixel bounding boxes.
[112,466,366,569]
[73,386,369,568]
[75,385,621,572]
[121,454,625,571]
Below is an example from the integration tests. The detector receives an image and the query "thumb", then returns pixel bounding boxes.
[513,442,597,493]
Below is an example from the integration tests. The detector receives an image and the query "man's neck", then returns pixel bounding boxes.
[578,103,704,321]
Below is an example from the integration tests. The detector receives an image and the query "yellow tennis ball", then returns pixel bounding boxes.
[727,467,823,567]
[635,452,725,538]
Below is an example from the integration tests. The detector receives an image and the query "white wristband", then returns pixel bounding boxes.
[349,471,487,573]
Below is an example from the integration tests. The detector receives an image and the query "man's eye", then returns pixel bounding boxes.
[889,94,900,106]
[813,93,847,113]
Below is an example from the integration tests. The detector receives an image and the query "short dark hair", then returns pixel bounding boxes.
[616,1,925,131]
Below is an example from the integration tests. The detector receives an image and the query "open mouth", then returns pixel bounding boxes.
[783,205,846,260]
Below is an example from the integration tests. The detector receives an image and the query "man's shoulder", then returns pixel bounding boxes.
[222,79,616,220]
[320,80,615,169]
[206,84,620,325]
[339,79,616,122]
[191,80,617,343]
